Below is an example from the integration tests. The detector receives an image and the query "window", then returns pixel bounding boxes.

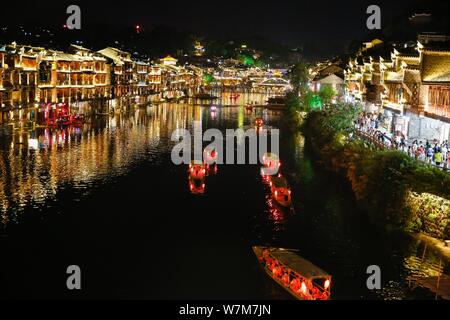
[39,62,51,83]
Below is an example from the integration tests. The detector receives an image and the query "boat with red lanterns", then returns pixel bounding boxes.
[254,118,264,128]
[253,246,331,300]
[204,148,218,164]
[37,103,85,127]
[188,160,207,194]
[270,176,292,207]
[188,160,206,181]
[189,176,206,195]
[260,152,281,176]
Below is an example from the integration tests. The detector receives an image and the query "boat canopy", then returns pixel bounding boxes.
[190,160,204,166]
[263,152,279,160]
[268,248,330,280]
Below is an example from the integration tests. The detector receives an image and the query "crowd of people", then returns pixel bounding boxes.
[355,113,450,170]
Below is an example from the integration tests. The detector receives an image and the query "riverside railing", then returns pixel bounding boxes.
[352,128,450,173]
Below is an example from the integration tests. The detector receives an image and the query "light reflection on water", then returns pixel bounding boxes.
[1,108,163,221]
[0,93,274,224]
[0,95,448,300]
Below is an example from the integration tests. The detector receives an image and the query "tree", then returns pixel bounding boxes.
[203,73,215,85]
[318,85,336,106]
[239,54,255,67]
[303,90,322,111]
[288,62,310,94]
[320,102,362,133]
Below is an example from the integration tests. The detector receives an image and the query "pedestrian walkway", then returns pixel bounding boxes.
[353,124,450,172]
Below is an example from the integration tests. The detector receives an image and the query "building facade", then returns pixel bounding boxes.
[345,40,450,143]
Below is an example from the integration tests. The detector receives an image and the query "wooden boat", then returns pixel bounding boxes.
[189,176,205,195]
[253,246,331,300]
[260,153,281,176]
[188,160,206,195]
[204,148,218,164]
[270,176,292,207]
[188,160,206,181]
[254,118,264,128]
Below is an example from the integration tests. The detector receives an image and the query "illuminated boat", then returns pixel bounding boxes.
[253,246,331,300]
[254,118,264,127]
[38,103,85,127]
[189,177,205,195]
[188,161,206,181]
[188,161,206,195]
[270,176,292,207]
[204,148,218,164]
[260,152,281,176]
[69,114,85,127]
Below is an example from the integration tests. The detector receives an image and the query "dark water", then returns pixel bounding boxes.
[0,96,448,299]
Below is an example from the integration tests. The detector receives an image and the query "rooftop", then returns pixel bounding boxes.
[421,50,450,83]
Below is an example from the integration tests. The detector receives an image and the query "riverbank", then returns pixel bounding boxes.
[299,107,450,243]
[0,101,446,299]
[413,233,450,263]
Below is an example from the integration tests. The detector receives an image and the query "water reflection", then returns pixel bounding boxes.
[0,93,274,225]
[0,94,448,300]
[0,103,221,223]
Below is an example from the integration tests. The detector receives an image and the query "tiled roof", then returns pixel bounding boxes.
[403,69,421,83]
[385,70,403,82]
[161,55,177,61]
[97,47,132,65]
[398,55,420,67]
[421,50,450,83]
[318,64,344,78]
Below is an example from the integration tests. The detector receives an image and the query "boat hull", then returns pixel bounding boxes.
[252,246,305,300]
[252,246,331,300]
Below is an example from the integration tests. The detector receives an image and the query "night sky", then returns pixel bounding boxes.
[1,0,448,55]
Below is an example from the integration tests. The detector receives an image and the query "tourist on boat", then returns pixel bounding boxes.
[272,264,283,278]
[282,273,290,286]
[311,285,320,298]
[290,278,300,292]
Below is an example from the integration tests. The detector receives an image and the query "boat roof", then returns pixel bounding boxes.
[263,152,279,160]
[191,160,204,166]
[267,247,330,280]
[271,177,288,188]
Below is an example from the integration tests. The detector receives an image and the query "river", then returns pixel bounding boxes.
[0,93,448,299]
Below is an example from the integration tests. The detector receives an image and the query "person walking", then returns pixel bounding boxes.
[442,143,447,163]
[418,145,426,162]
[427,145,434,164]
[434,149,443,167]
[446,152,450,170]
[412,140,418,158]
